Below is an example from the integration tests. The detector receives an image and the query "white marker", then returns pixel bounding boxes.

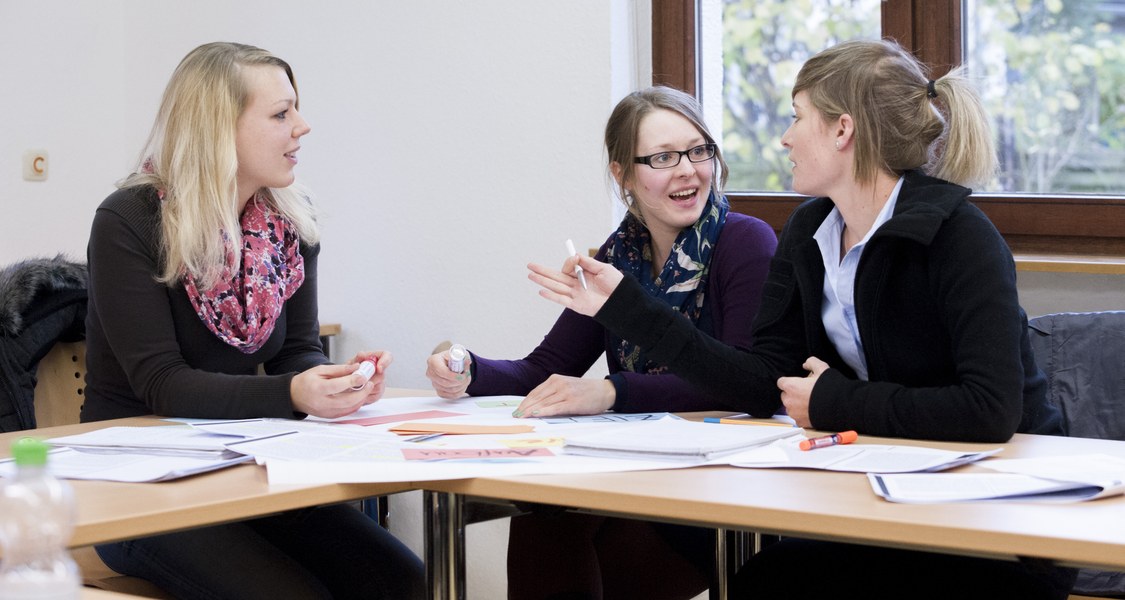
[565,239,588,290]
[349,360,376,391]
[448,344,467,374]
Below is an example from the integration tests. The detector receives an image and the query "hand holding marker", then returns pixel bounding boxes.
[447,344,467,374]
[799,430,857,451]
[565,239,588,290]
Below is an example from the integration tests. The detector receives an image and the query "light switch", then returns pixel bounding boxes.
[23,150,48,181]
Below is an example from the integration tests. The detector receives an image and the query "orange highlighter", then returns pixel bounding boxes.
[799,430,858,451]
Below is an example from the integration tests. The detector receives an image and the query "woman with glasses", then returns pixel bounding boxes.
[527,40,1072,599]
[425,86,776,600]
[82,42,424,599]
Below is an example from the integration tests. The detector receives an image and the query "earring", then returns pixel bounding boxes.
[835,140,841,151]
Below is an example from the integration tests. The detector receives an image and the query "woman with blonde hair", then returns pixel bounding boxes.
[528,39,1073,599]
[83,42,423,599]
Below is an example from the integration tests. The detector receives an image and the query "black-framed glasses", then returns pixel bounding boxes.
[634,143,717,169]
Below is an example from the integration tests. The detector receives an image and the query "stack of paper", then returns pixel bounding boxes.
[730,443,1001,473]
[0,448,252,483]
[48,425,249,460]
[563,417,803,462]
[869,453,1125,503]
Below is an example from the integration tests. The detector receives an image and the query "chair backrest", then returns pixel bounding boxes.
[1028,311,1125,598]
[33,340,87,428]
[1028,311,1125,441]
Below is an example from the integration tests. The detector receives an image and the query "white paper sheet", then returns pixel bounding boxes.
[563,416,804,461]
[0,447,252,483]
[869,454,1125,503]
[730,442,1001,473]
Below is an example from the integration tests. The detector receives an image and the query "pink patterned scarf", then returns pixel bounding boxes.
[182,193,305,354]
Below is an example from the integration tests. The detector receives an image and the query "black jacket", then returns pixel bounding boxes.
[0,256,88,432]
[596,171,1062,442]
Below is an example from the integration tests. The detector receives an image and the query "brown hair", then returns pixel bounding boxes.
[793,39,997,188]
[604,86,728,221]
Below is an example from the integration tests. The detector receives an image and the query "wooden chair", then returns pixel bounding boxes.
[33,341,87,428]
[33,341,173,599]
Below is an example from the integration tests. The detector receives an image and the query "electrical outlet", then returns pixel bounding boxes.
[23,150,48,181]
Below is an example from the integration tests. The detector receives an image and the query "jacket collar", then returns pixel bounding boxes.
[874,170,971,246]
[795,170,971,248]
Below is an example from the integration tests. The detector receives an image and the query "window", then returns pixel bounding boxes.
[719,1,881,192]
[652,0,1125,256]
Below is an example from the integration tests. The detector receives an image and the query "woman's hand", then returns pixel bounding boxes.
[425,348,473,399]
[290,350,392,418]
[348,350,391,404]
[527,255,623,318]
[776,356,828,428]
[512,375,615,418]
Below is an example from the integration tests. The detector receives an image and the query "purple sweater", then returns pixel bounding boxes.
[467,212,777,413]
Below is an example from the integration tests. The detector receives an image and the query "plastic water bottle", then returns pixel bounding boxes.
[0,438,80,600]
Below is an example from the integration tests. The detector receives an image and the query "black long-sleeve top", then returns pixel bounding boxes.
[81,186,327,422]
[595,171,1063,443]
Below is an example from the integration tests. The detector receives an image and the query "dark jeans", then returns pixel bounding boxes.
[96,504,424,600]
[507,509,713,600]
[732,538,1077,600]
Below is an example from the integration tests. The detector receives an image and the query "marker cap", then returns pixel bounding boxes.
[448,344,467,374]
[349,360,377,391]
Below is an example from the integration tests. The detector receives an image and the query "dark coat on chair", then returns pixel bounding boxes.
[1029,310,1125,597]
[0,255,88,432]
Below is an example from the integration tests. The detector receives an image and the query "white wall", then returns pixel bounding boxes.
[0,0,635,385]
[1018,272,1125,318]
[1,2,646,598]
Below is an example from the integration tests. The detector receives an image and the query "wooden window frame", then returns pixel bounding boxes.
[652,0,1125,257]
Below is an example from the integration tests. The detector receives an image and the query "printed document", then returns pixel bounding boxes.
[869,453,1125,503]
[729,442,1001,473]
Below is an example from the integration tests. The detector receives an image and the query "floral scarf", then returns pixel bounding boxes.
[182,192,305,354]
[605,192,728,373]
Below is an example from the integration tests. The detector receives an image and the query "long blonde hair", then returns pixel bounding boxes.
[122,41,319,289]
[793,39,997,188]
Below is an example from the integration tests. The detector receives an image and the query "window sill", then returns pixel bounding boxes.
[1014,255,1125,275]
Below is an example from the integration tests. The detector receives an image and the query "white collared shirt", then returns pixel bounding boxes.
[812,176,905,381]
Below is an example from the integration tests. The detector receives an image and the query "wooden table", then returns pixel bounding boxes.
[420,432,1125,599]
[8,396,1123,600]
[0,417,413,548]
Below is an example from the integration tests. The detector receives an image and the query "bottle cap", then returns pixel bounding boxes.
[10,437,51,467]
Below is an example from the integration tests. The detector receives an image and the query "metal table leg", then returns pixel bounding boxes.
[424,491,465,600]
[712,527,730,600]
[712,529,757,600]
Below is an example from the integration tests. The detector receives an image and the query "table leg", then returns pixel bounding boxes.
[712,529,756,600]
[424,491,465,600]
[711,528,728,600]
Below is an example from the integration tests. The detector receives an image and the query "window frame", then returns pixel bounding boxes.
[652,0,1125,256]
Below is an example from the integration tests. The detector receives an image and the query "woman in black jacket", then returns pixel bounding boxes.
[527,39,1072,600]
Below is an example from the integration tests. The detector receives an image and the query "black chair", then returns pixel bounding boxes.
[1029,311,1125,599]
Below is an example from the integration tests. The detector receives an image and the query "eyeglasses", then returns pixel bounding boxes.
[634,143,717,169]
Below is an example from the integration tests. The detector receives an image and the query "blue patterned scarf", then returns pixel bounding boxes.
[605,192,728,373]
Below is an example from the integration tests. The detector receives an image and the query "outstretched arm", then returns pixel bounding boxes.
[527,254,622,317]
